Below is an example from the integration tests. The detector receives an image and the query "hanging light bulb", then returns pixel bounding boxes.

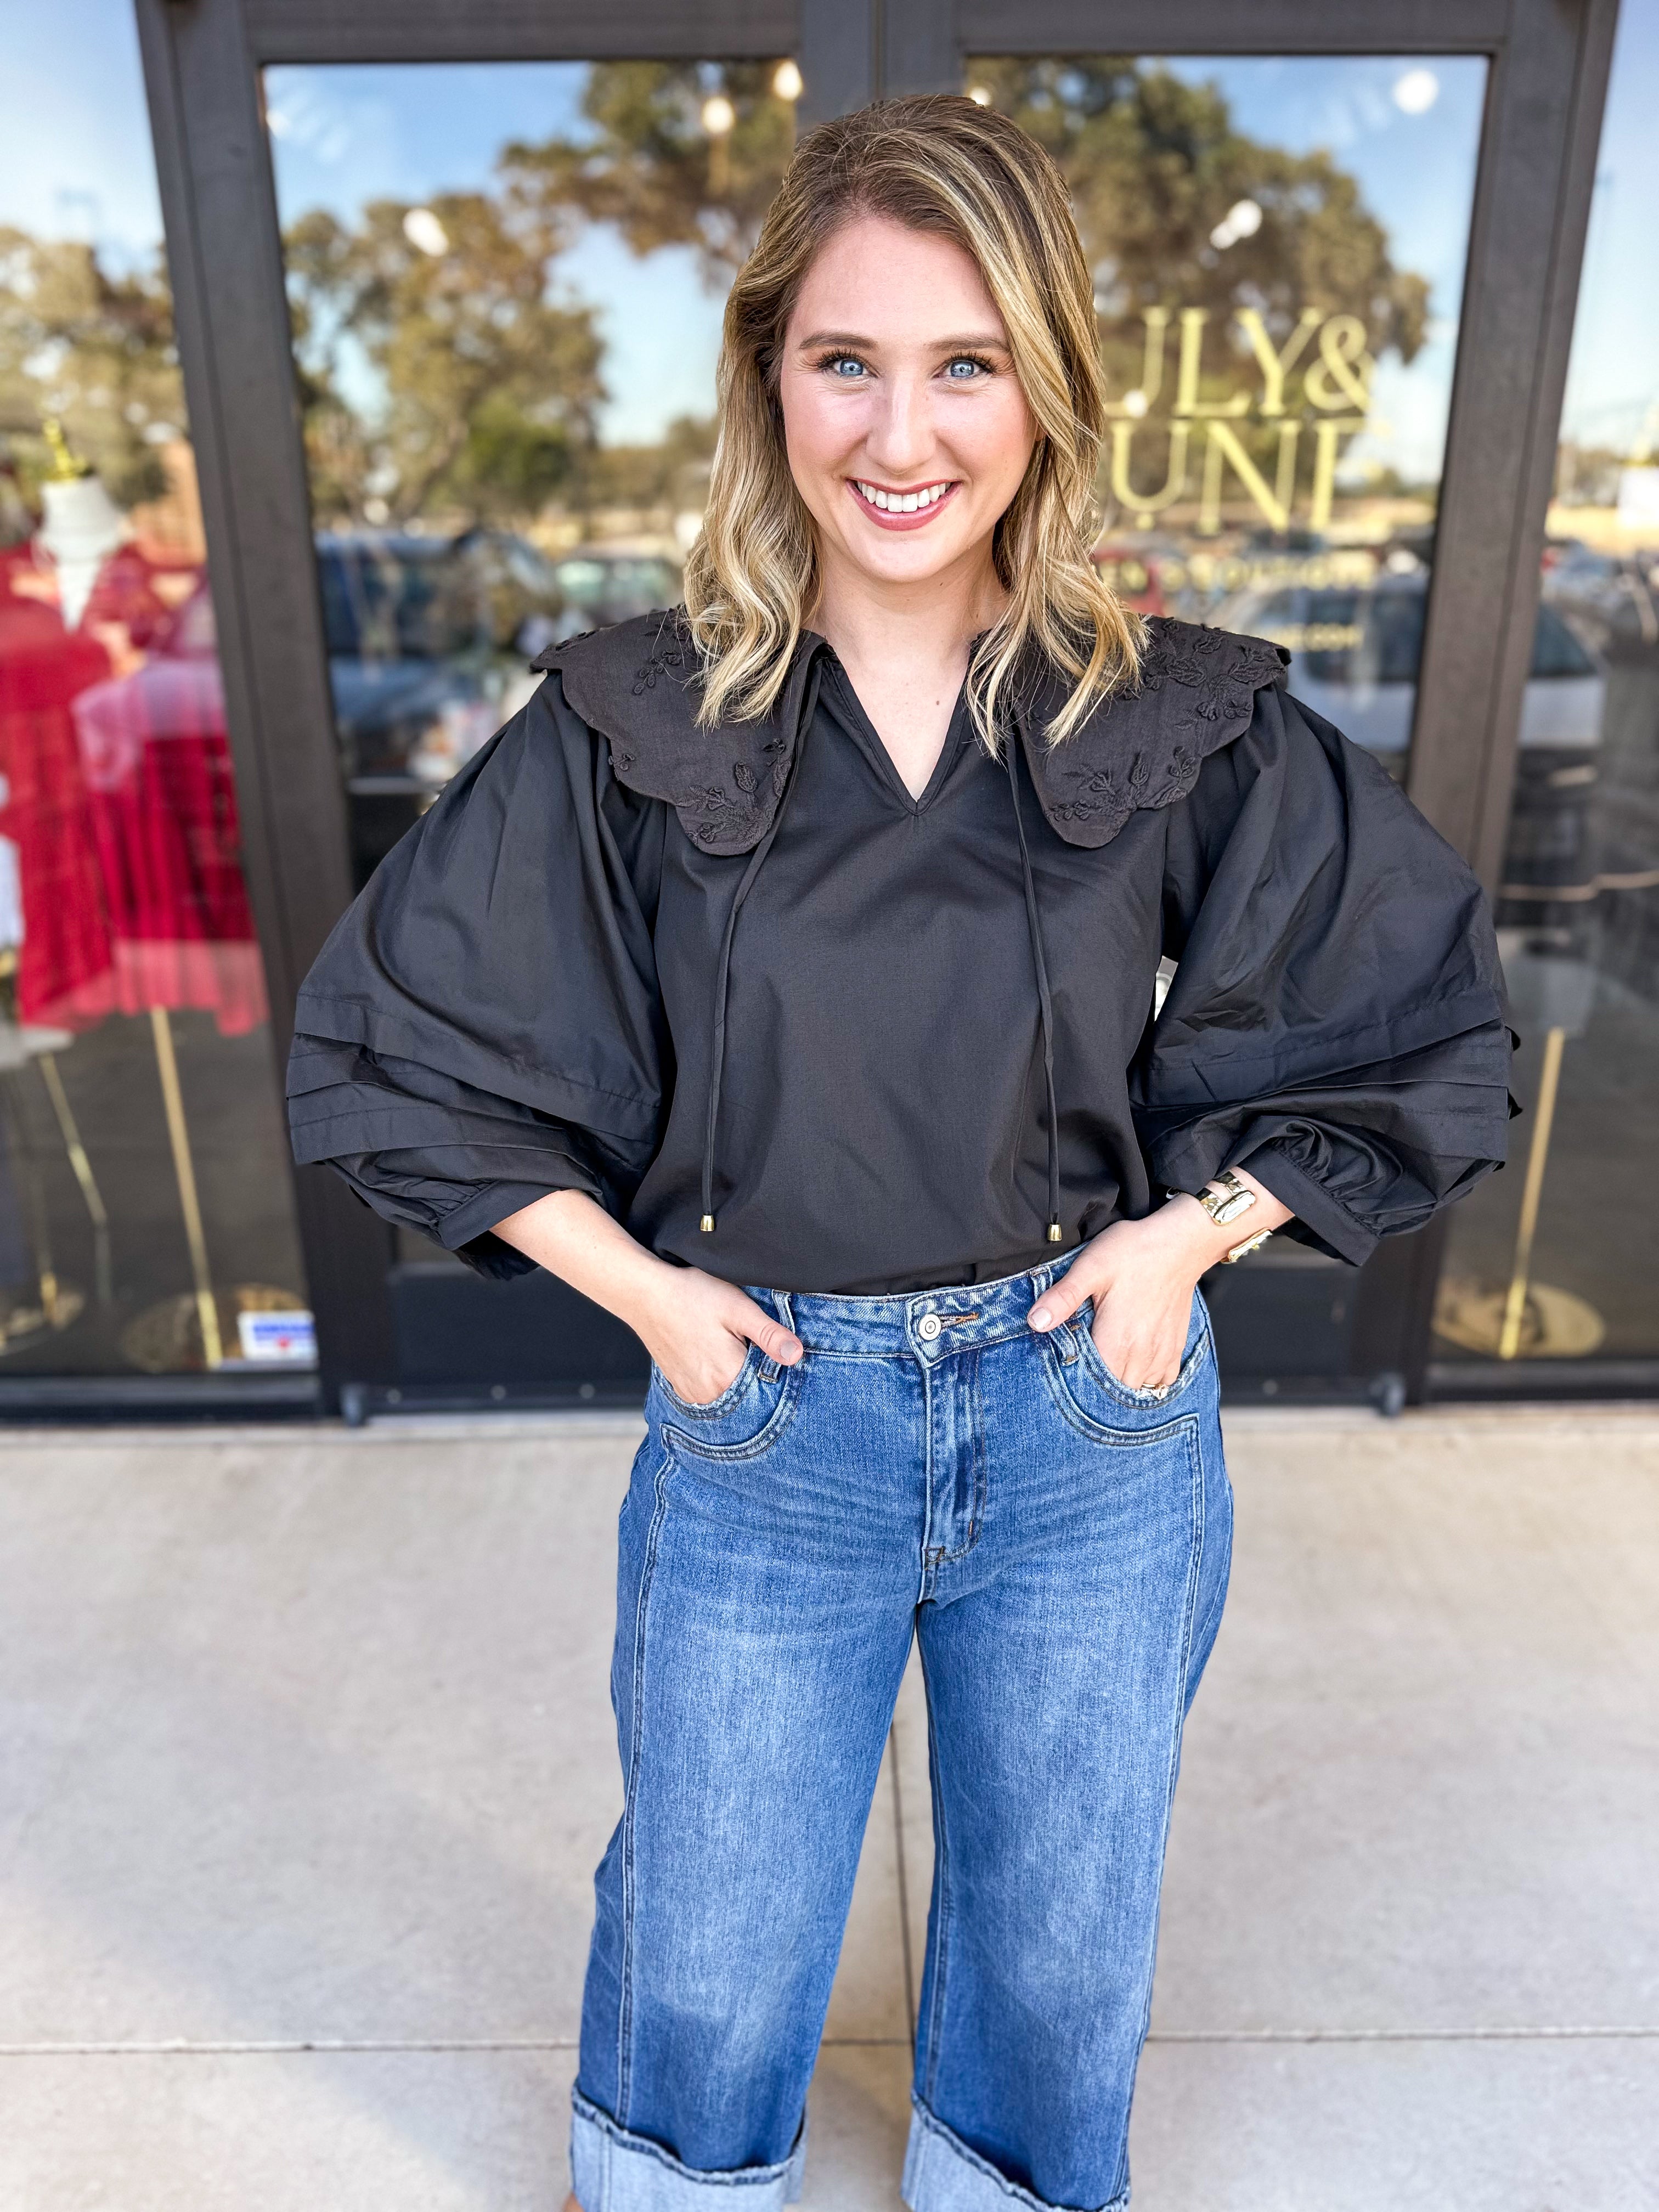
[701,92,736,195]
[771,60,803,103]
[402,206,449,257]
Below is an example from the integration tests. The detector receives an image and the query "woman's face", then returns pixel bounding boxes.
[778,215,1039,600]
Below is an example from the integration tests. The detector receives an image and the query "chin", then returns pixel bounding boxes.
[845,528,974,586]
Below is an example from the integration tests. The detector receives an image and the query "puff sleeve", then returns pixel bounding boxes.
[1133,684,1513,1265]
[285,675,668,1279]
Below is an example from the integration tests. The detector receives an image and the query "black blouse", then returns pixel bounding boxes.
[286,611,1512,1294]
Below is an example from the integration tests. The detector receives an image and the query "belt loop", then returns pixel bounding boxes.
[756,1291,796,1371]
[759,1289,794,1379]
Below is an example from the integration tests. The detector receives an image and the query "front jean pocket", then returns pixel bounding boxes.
[1046,1300,1215,1436]
[653,1350,804,1463]
[652,1341,759,1419]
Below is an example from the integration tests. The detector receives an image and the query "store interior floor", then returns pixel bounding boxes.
[2,1404,1656,2210]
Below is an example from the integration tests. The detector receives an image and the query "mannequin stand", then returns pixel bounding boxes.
[148,1003,222,1368]
[1432,1023,1604,1359]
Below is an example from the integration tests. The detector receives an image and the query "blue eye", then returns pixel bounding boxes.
[946,358,983,379]
[825,354,868,379]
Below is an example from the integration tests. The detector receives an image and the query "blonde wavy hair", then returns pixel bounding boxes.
[683,93,1141,748]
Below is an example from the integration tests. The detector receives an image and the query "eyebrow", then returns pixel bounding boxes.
[794,328,1012,352]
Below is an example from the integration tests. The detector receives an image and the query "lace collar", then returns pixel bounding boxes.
[531,609,1288,856]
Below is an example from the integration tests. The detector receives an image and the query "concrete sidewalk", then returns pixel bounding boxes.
[1,1406,1656,2210]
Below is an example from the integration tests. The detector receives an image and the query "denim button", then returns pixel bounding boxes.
[917,1313,942,1341]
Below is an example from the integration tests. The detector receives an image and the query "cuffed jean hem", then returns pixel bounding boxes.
[901,2099,1128,2212]
[569,2090,806,2212]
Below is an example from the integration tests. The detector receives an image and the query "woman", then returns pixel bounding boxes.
[289,96,1510,2212]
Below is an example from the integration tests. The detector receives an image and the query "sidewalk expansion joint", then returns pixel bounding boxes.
[0,2034,919,2056]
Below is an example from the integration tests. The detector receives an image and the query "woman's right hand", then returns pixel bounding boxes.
[631,1263,804,1406]
[488,1189,804,1407]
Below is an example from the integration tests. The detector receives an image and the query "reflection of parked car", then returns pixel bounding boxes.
[1214,574,1605,759]
[1542,538,1659,654]
[316,527,584,882]
[318,527,567,791]
[550,551,682,631]
[320,534,680,878]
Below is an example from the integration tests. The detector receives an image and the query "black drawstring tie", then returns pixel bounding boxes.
[1005,728,1064,1244]
[701,655,826,1233]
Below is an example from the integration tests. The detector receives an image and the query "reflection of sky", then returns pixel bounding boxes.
[263,62,730,447]
[0,0,165,272]
[1559,3,1659,457]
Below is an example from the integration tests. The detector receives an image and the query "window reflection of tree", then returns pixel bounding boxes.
[281,63,799,540]
[970,59,1433,520]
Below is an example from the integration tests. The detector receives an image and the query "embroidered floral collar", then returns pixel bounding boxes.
[531,608,1288,856]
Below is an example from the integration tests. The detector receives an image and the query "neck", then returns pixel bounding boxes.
[805,538,1008,800]
[808,538,1006,692]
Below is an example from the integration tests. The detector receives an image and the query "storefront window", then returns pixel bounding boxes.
[1435,5,1659,1370]
[0,0,311,1376]
[264,58,797,887]
[966,54,1486,785]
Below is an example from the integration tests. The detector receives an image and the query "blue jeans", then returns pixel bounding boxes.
[571,1258,1230,2212]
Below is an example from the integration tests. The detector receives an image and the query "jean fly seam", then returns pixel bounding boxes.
[917,1358,938,1600]
[956,1348,987,1558]
[927,1349,988,1568]
[616,1449,673,2130]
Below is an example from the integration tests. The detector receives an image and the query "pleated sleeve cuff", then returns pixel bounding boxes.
[1227,1139,1380,1267]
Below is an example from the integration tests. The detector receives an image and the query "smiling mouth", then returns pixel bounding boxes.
[849,477,959,525]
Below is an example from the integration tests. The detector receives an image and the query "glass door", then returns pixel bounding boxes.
[264,55,799,1402]
[962,50,1488,1397]
[1432,2,1659,1386]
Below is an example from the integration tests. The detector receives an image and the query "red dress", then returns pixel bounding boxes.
[0,552,267,1038]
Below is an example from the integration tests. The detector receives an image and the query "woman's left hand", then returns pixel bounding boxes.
[1027,1178,1290,1389]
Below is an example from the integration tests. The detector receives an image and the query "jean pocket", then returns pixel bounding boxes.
[652,1342,759,1419]
[1049,1299,1215,1431]
[653,1348,803,1463]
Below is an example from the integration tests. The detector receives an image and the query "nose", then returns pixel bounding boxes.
[861,370,934,477]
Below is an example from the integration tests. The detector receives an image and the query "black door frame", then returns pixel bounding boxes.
[133,0,1619,1413]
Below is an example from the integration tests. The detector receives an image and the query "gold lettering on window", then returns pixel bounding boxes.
[1097,308,1382,532]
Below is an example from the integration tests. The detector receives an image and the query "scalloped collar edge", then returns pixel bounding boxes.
[530,608,1289,855]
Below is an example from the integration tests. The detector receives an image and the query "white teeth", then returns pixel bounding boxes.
[856,480,949,513]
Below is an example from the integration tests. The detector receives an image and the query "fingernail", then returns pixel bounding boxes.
[1030,1307,1051,1330]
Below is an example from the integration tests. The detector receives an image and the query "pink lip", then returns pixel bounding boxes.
[845,478,961,532]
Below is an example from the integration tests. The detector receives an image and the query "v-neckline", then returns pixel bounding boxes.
[823,657,972,816]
